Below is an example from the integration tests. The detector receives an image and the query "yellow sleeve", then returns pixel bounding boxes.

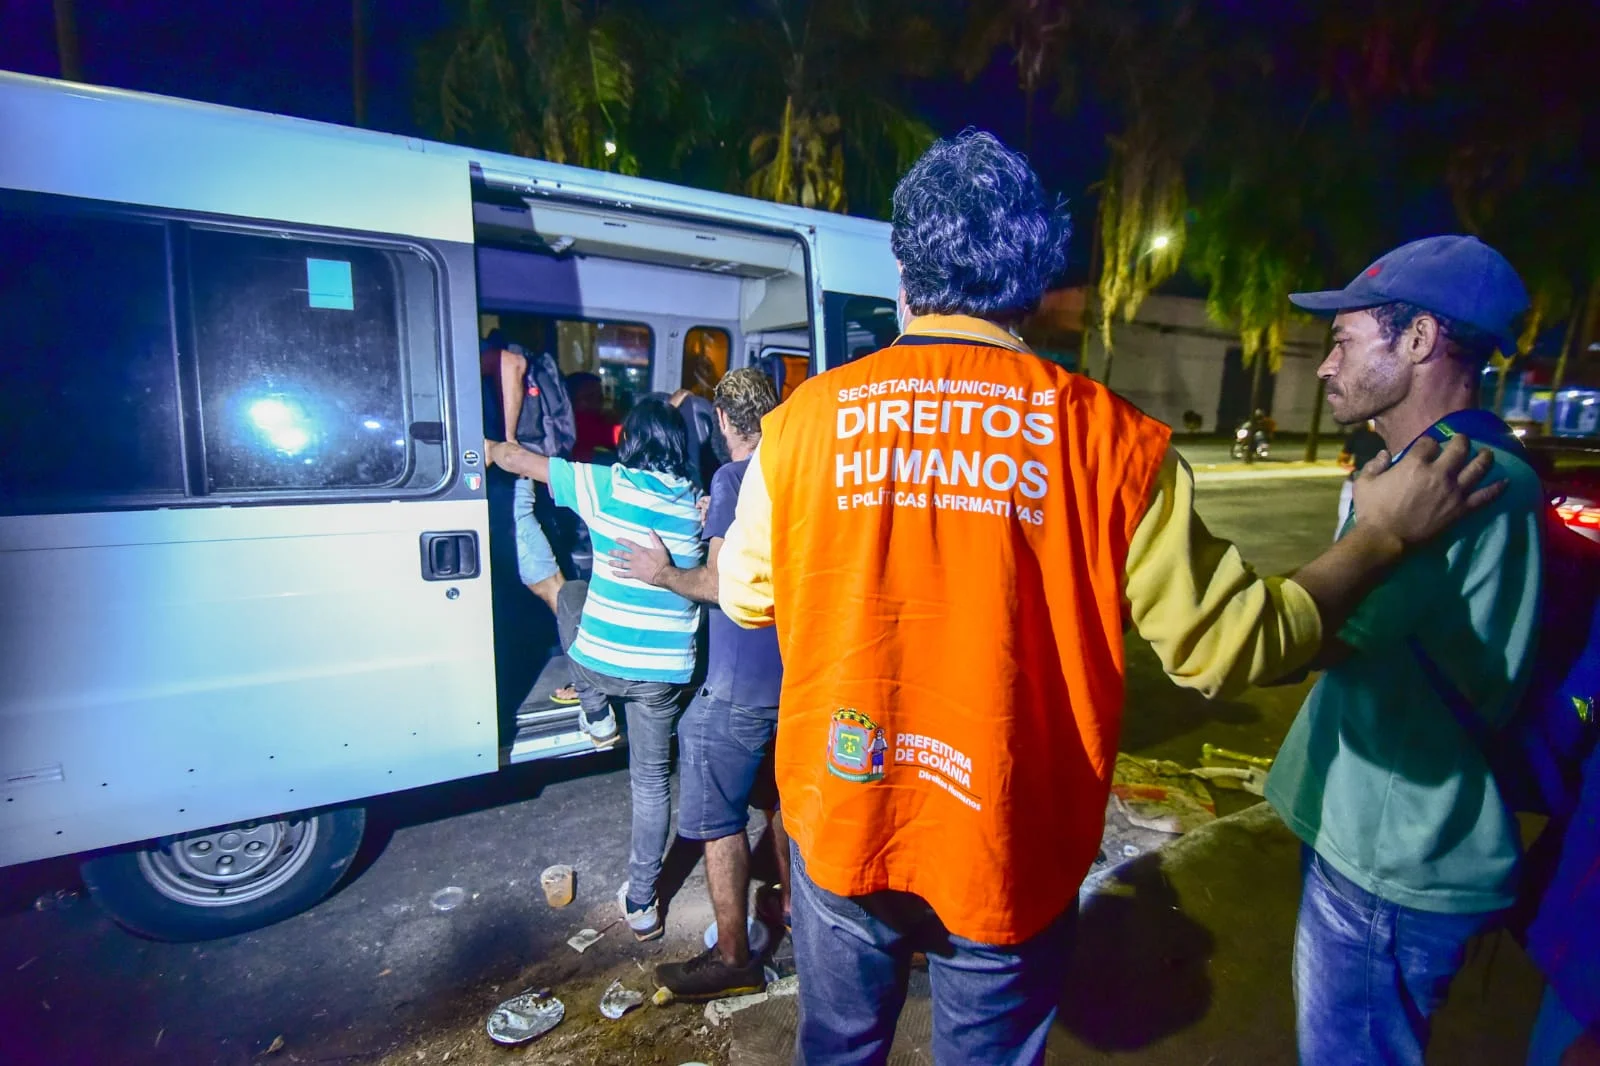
[1124,447,1323,699]
[718,441,776,629]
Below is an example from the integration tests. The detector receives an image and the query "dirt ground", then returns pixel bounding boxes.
[374,962,729,1066]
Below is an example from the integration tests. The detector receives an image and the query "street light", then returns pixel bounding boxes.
[1149,233,1171,252]
[603,139,617,157]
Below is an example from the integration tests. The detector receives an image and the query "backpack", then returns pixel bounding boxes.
[1406,409,1600,822]
[513,348,577,459]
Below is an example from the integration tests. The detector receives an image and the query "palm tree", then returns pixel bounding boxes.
[53,0,82,81]
[1093,127,1186,388]
[1081,0,1211,386]
[958,0,1073,157]
[735,0,938,215]
[422,0,644,175]
[1181,0,1442,453]
[420,0,935,215]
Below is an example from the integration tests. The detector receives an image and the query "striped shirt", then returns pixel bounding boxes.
[548,458,704,683]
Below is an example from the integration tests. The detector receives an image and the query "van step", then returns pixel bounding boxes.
[515,703,580,729]
[506,713,593,764]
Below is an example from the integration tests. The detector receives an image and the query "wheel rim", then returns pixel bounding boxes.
[136,817,319,908]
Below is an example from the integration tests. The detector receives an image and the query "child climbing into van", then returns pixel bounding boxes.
[484,398,704,942]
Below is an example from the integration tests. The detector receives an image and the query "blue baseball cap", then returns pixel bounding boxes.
[1289,235,1529,353]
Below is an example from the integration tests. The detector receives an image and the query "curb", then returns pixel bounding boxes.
[1192,464,1349,483]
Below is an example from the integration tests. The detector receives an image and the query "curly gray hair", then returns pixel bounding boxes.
[890,131,1071,324]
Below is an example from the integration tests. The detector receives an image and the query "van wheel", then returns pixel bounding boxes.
[79,806,365,942]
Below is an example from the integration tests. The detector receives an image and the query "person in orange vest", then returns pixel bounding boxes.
[716,131,1506,1065]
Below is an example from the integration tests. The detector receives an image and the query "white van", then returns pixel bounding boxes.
[0,71,899,940]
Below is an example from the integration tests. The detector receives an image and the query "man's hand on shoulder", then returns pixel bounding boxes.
[1351,433,1503,550]
[611,531,674,587]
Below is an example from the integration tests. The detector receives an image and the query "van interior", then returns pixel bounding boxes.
[468,187,815,761]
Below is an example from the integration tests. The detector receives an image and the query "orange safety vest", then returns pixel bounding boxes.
[760,334,1170,944]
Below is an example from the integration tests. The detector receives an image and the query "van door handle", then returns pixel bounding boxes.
[420,531,479,581]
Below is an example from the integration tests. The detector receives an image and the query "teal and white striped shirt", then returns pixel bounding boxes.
[548,458,704,683]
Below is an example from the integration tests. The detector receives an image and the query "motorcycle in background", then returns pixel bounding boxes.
[1232,420,1271,461]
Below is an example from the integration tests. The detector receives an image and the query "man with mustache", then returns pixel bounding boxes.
[1266,236,1542,1065]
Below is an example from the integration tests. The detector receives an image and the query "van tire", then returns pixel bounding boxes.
[79,806,366,942]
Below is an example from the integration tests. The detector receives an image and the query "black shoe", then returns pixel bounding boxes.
[655,946,767,1001]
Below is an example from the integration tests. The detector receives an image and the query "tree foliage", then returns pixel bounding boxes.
[415,0,1600,385]
[957,0,1074,154]
[1082,0,1210,384]
[420,0,937,216]
[422,0,646,174]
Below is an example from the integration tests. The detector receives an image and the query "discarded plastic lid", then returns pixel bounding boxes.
[430,886,468,912]
[486,990,564,1045]
[599,979,644,1020]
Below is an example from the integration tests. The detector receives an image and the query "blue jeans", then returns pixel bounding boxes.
[568,659,687,904]
[676,689,778,841]
[513,477,561,586]
[789,843,1074,1066]
[1294,847,1502,1065]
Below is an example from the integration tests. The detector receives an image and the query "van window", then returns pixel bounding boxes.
[682,326,730,400]
[489,313,654,416]
[0,195,185,511]
[0,190,449,513]
[823,293,898,369]
[189,231,430,492]
[557,320,652,414]
[760,347,812,402]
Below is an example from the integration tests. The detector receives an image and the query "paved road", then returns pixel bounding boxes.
[0,474,1343,1066]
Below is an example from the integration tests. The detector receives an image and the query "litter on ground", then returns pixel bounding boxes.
[540,864,575,908]
[1111,754,1218,834]
[704,990,771,1026]
[485,990,564,1045]
[1201,743,1275,768]
[429,887,467,913]
[599,979,644,1020]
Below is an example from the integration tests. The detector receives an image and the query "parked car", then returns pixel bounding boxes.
[1524,438,1600,543]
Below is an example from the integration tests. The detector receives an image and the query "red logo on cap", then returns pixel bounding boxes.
[1365,265,1382,277]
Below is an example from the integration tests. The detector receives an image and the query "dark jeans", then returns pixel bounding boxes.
[789,843,1076,1066]
[1294,846,1502,1065]
[568,658,687,904]
[676,688,779,841]
[555,578,587,654]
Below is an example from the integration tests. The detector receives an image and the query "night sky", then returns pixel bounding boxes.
[0,0,1109,278]
[1,0,448,137]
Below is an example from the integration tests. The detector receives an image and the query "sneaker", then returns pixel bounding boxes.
[579,706,619,748]
[655,945,767,1001]
[617,882,663,942]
